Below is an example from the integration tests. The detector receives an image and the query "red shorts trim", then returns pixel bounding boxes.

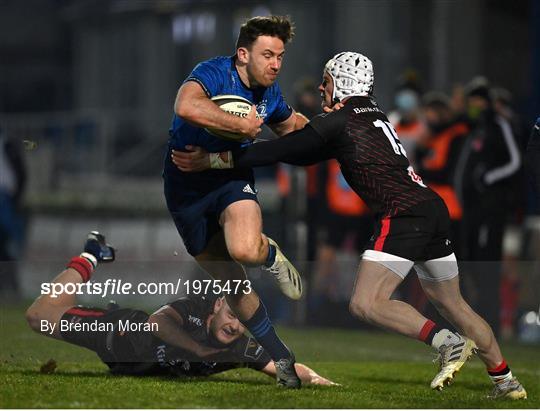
[374,217,391,251]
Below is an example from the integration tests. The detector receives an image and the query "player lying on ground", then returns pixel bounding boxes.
[171,52,527,400]
[25,232,335,385]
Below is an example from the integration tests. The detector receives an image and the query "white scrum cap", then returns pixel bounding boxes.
[324,52,374,101]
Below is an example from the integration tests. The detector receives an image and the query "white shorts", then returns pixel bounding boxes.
[362,250,459,282]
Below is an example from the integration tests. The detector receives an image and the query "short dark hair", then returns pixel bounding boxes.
[236,15,295,50]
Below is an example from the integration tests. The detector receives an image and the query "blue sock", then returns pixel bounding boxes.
[242,301,291,361]
[264,243,276,267]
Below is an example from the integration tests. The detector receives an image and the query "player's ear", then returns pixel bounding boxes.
[237,47,249,64]
[213,297,224,313]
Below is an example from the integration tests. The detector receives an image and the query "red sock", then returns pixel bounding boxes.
[487,360,512,383]
[67,256,94,282]
[418,320,436,344]
[488,360,510,374]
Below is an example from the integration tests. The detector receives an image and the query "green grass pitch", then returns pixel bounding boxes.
[1,305,538,408]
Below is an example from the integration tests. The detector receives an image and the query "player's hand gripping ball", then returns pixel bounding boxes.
[206,95,258,141]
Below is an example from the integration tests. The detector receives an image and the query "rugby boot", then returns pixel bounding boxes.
[84,231,115,263]
[263,238,302,300]
[275,352,301,389]
[488,377,527,400]
[431,334,477,390]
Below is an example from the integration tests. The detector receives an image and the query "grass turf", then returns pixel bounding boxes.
[1,305,538,408]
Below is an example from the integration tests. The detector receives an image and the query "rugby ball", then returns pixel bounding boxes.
[206,95,254,141]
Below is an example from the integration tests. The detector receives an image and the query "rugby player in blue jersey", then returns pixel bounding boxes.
[163,16,308,388]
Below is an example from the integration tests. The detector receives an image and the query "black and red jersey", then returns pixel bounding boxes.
[233,96,439,217]
[308,97,438,217]
[60,296,270,377]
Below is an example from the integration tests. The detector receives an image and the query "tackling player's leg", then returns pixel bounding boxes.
[349,261,429,338]
[348,257,476,391]
[26,232,115,340]
[420,276,527,399]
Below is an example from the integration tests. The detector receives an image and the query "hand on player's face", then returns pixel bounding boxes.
[323,102,344,113]
[240,105,263,139]
[171,146,210,172]
[245,36,285,88]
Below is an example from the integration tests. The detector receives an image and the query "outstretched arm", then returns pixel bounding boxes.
[172,124,331,172]
[233,125,328,167]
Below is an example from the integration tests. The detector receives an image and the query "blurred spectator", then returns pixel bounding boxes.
[276,76,322,257]
[491,87,530,339]
[295,78,325,261]
[293,77,322,120]
[308,160,372,326]
[455,77,522,335]
[492,88,515,122]
[0,131,27,297]
[388,70,428,166]
[270,76,323,321]
[492,86,530,213]
[525,117,540,212]
[491,86,529,160]
[416,92,468,252]
[449,84,467,120]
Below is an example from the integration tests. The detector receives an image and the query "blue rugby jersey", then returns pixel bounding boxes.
[168,56,292,153]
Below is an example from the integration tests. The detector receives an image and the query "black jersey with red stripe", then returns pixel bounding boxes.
[60,296,270,377]
[309,97,439,217]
